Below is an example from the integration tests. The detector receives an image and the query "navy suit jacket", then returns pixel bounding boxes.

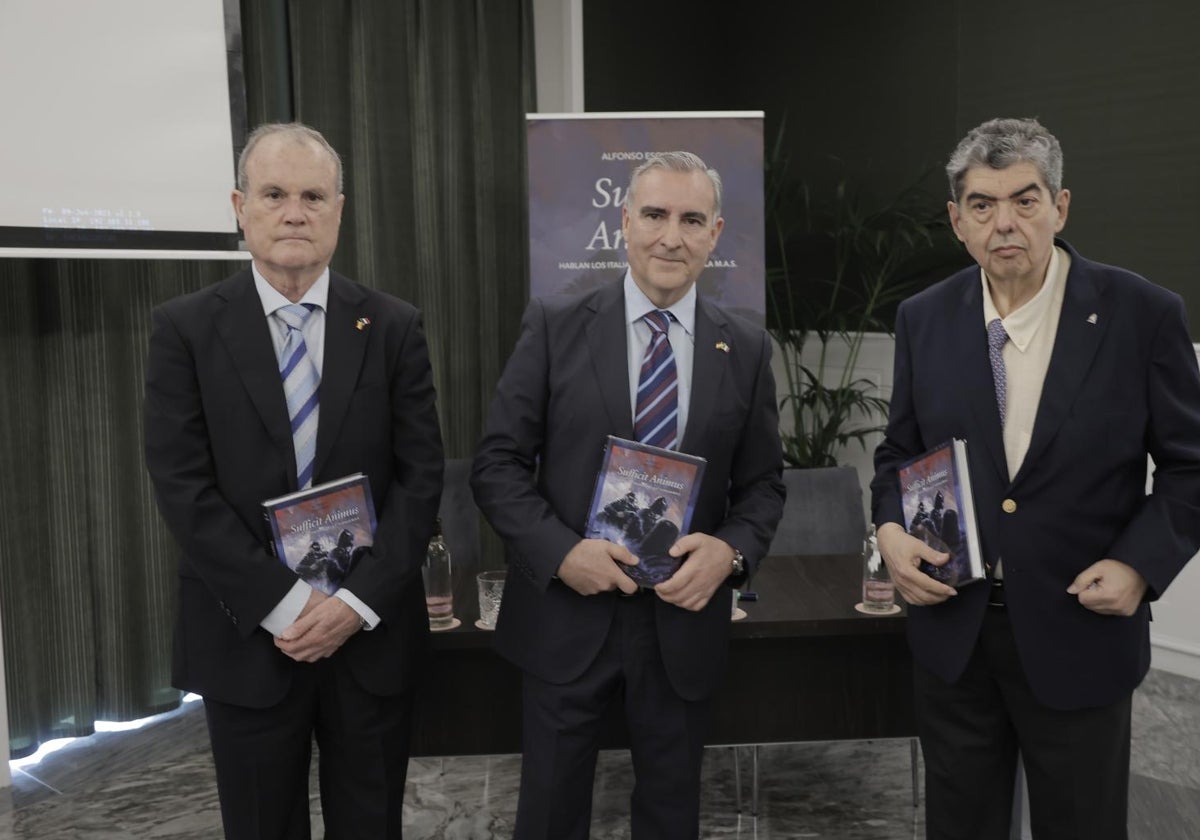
[471,280,786,702]
[872,241,1200,710]
[144,269,443,708]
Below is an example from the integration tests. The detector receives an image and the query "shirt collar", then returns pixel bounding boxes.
[622,270,697,335]
[252,265,330,317]
[981,246,1067,353]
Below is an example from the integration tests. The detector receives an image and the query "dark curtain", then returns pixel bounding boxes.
[1,0,533,759]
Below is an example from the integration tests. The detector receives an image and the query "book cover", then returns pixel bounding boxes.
[584,436,707,587]
[898,439,985,588]
[262,473,377,595]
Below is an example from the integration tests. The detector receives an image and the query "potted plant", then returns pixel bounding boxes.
[764,135,969,553]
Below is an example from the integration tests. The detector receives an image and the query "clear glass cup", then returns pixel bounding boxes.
[861,525,895,612]
[476,570,506,629]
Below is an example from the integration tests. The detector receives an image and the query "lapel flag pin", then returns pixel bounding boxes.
[356,317,372,331]
[1086,313,1098,324]
[715,341,730,354]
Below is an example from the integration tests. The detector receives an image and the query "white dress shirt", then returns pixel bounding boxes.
[252,265,380,634]
[982,246,1071,578]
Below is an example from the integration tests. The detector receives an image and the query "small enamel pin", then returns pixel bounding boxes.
[715,341,730,353]
[356,317,372,331]
[1086,313,1098,324]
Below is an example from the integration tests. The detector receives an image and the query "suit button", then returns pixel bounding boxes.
[1002,499,1017,513]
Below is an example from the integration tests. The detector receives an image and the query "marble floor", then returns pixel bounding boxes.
[1,669,1197,839]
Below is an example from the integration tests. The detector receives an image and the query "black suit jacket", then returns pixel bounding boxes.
[872,241,1200,710]
[144,269,443,708]
[471,280,785,702]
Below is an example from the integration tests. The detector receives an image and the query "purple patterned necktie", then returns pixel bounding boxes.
[634,310,678,449]
[987,318,1008,425]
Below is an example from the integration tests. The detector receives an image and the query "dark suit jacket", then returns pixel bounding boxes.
[471,280,785,702]
[872,241,1200,710]
[144,268,443,708]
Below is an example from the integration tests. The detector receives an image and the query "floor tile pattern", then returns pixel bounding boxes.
[1,670,1196,838]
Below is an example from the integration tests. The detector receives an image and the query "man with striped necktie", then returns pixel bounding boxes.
[472,152,785,839]
[144,122,443,840]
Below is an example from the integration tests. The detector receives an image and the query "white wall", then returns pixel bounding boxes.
[1146,345,1200,680]
[532,0,584,113]
[774,332,1200,680]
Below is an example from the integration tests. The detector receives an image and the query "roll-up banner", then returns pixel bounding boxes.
[526,112,765,324]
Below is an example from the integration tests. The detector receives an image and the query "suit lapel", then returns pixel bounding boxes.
[950,273,1010,483]
[585,282,635,439]
[213,271,295,481]
[682,298,729,453]
[1012,254,1107,486]
[314,273,370,480]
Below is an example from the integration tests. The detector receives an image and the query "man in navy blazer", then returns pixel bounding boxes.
[144,123,443,839]
[472,152,785,839]
[872,118,1200,839]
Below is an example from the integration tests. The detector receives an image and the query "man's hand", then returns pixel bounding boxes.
[1067,559,1148,616]
[876,522,956,606]
[557,539,640,596]
[654,533,733,612]
[297,586,329,618]
[275,596,363,662]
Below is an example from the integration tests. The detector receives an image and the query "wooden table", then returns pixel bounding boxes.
[410,554,915,756]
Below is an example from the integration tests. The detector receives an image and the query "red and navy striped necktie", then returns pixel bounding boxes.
[634,309,678,450]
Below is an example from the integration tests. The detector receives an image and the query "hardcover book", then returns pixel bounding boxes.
[262,473,378,595]
[585,436,707,588]
[898,439,985,588]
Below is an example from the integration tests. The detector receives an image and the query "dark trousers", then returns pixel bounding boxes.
[204,657,413,840]
[916,607,1132,840]
[514,594,710,840]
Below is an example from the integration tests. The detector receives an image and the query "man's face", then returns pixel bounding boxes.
[948,161,1069,289]
[232,134,344,294]
[622,169,724,308]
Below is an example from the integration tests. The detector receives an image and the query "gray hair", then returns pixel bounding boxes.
[624,151,723,221]
[946,118,1063,204]
[237,122,344,194]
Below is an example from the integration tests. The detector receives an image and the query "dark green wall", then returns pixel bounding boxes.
[584,0,1200,333]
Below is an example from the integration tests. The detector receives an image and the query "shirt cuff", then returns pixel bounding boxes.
[334,588,381,630]
[260,579,312,636]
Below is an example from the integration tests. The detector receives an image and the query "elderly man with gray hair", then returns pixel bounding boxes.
[145,122,444,839]
[871,117,1200,839]
[472,151,784,839]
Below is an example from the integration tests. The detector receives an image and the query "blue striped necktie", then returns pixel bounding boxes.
[987,318,1008,426]
[276,303,320,488]
[635,309,678,450]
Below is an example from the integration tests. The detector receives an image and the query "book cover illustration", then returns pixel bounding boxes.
[263,473,377,596]
[898,439,985,588]
[585,436,707,588]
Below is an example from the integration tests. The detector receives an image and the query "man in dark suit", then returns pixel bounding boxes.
[144,123,443,839]
[871,118,1200,839]
[471,151,785,839]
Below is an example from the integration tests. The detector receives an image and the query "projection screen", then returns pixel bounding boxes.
[0,0,248,258]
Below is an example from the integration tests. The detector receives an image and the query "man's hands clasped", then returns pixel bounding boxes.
[557,534,735,612]
[275,588,364,662]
